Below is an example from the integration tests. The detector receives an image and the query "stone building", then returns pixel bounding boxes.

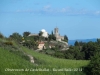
[54,27,64,41]
[28,33,38,36]
[37,41,45,50]
[28,29,48,38]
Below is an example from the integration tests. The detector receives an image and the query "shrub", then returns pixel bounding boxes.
[0,33,4,38]
[0,41,4,47]
[54,51,65,58]
[84,53,100,75]
[4,41,13,46]
[46,50,55,55]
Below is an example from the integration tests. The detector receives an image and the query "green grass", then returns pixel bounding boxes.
[0,47,35,75]
[22,47,89,75]
[0,45,89,75]
[23,47,89,68]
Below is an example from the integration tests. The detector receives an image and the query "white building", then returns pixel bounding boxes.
[41,29,48,38]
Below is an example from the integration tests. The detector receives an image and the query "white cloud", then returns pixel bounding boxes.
[60,7,72,13]
[61,8,67,12]
[16,9,33,13]
[43,5,51,10]
[41,6,90,15]
[95,11,100,15]
[10,5,100,16]
[16,10,20,12]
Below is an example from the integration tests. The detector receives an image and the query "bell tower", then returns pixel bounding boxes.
[54,27,59,38]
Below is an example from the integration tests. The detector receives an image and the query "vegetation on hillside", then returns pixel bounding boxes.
[0,36,88,75]
[0,32,100,75]
[84,52,100,75]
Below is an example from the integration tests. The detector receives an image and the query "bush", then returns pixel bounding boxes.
[0,41,3,47]
[0,33,4,38]
[84,53,100,75]
[4,41,13,46]
[54,51,65,58]
[46,50,55,55]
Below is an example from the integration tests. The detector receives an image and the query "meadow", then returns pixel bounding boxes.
[0,45,89,75]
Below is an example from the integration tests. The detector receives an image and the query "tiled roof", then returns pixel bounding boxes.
[38,42,44,44]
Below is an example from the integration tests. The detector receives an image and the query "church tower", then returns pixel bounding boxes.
[54,27,59,38]
[54,27,64,41]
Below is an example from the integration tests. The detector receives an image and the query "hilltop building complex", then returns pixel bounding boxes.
[28,27,64,41]
[27,27,68,50]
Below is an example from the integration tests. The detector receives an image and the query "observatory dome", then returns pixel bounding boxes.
[41,29,48,38]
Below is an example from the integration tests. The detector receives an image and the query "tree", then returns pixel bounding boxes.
[54,51,65,58]
[64,46,84,60]
[52,35,56,40]
[0,32,4,38]
[51,31,56,40]
[74,41,79,46]
[9,32,22,42]
[23,32,31,37]
[82,42,97,60]
[33,36,39,41]
[74,47,84,60]
[64,48,75,59]
[38,31,44,41]
[79,41,85,46]
[23,40,38,49]
[48,34,56,41]
[97,38,100,44]
[38,31,43,36]
[48,34,52,41]
[24,36,34,42]
[63,35,68,42]
[51,30,53,35]
[84,52,100,75]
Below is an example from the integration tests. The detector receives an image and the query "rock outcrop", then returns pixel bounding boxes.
[27,55,34,63]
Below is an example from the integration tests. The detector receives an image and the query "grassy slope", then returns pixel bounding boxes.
[0,46,89,75]
[22,47,89,75]
[0,48,35,75]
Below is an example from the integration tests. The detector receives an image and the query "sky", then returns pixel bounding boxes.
[0,0,100,40]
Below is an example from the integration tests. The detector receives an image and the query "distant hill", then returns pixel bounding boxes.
[68,38,97,46]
